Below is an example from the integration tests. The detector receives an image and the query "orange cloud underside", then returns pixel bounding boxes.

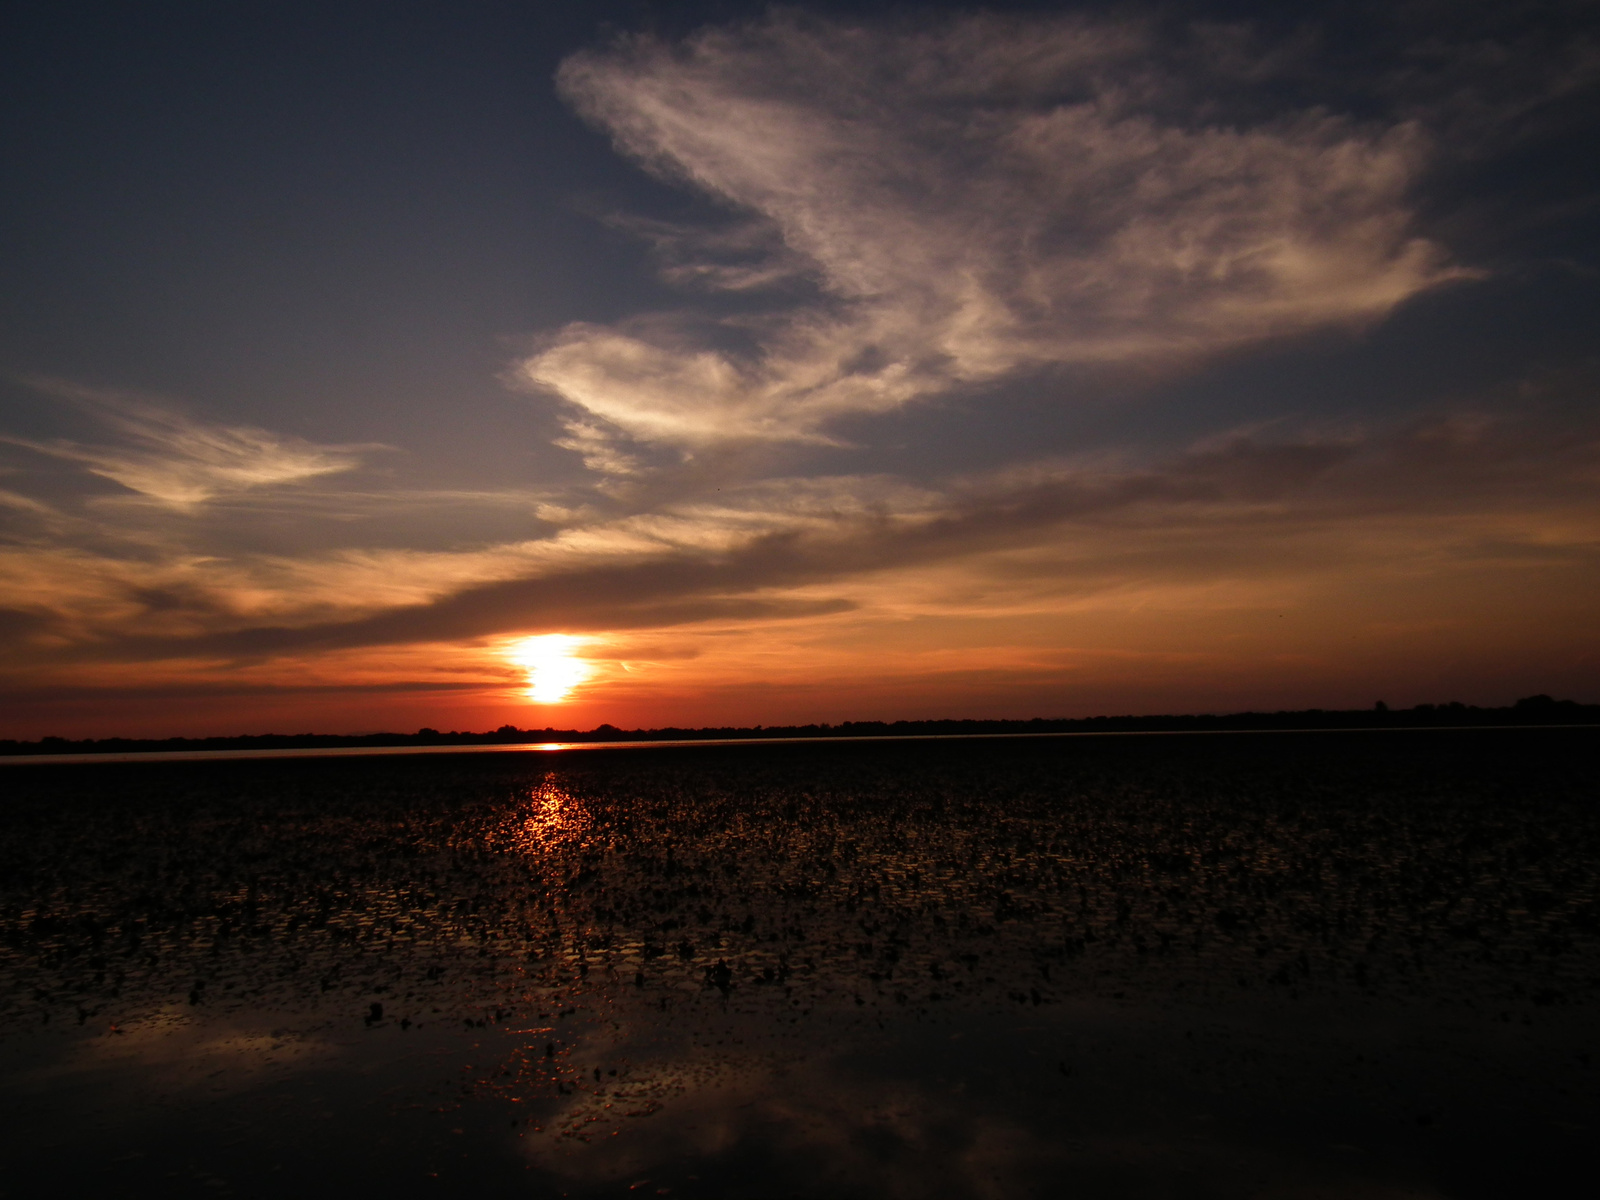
[5,537,1594,739]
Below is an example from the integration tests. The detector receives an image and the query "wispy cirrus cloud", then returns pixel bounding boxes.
[3,392,1596,734]
[8,408,1590,666]
[3,381,372,508]
[3,8,1595,737]
[521,11,1470,463]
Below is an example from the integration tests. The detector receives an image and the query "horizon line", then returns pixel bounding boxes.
[4,723,1598,768]
[3,696,1594,763]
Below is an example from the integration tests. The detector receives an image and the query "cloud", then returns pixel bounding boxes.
[522,11,1469,462]
[13,409,1590,669]
[4,381,370,508]
[3,11,1593,733]
[605,213,808,293]
[1384,9,1600,154]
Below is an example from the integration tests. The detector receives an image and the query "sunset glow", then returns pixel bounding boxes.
[5,6,1595,1196]
[509,635,590,704]
[0,5,1595,741]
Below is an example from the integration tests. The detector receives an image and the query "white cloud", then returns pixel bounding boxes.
[523,12,1470,465]
[6,382,369,508]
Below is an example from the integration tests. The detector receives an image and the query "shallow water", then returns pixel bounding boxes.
[1,731,1595,1197]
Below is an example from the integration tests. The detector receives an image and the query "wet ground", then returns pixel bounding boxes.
[1,729,1596,1197]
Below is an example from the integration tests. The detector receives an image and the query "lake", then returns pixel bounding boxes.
[2,729,1595,1197]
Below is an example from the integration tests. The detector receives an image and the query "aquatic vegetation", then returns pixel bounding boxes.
[1,731,1596,1195]
[3,732,1595,1033]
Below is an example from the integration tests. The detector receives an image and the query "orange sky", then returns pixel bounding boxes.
[6,450,1596,738]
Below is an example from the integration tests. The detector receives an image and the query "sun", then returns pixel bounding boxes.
[508,634,591,704]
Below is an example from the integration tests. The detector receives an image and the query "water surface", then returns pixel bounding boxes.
[2,731,1595,1196]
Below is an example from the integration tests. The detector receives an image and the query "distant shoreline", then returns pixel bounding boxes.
[2,695,1593,760]
[2,722,1599,767]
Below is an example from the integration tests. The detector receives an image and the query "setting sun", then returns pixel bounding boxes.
[508,634,590,704]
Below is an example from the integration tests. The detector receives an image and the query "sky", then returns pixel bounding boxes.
[1,0,1597,738]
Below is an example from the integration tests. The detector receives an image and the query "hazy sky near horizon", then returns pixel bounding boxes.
[2,0,1597,738]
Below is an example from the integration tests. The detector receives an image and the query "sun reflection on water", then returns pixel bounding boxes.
[496,775,591,855]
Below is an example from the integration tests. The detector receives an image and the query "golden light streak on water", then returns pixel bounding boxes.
[491,774,591,855]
